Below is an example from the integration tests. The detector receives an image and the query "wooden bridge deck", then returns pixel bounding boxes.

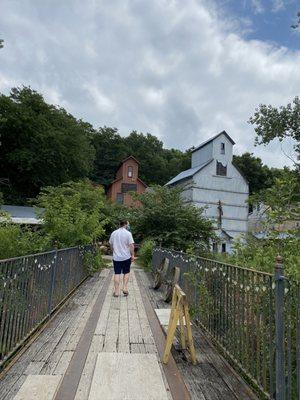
[0,265,257,400]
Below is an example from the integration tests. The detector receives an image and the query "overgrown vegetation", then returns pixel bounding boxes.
[138,239,155,270]
[131,186,215,253]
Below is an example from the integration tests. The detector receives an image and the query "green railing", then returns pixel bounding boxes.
[152,248,299,400]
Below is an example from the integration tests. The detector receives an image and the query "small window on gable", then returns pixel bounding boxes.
[216,161,227,176]
[128,166,133,178]
[220,142,225,154]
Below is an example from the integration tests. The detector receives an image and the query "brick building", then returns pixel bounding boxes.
[107,156,147,205]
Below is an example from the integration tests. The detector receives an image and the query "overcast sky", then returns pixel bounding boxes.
[1,0,299,168]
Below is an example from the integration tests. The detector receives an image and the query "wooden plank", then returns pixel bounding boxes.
[155,308,191,326]
[118,296,130,353]
[13,375,62,400]
[24,362,44,375]
[74,335,104,400]
[88,353,169,400]
[130,343,146,353]
[53,351,74,375]
[103,308,120,352]
[128,308,143,344]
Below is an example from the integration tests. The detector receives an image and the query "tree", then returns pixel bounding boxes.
[249,97,300,166]
[90,128,192,188]
[291,12,300,29]
[233,153,277,195]
[0,39,3,49]
[90,127,128,187]
[130,186,215,252]
[0,87,95,204]
[36,180,108,248]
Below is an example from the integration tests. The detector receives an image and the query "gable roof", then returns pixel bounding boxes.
[121,155,140,165]
[191,131,235,154]
[165,159,213,186]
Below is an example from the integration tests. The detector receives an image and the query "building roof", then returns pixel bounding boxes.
[191,131,235,154]
[165,159,213,186]
[1,205,44,225]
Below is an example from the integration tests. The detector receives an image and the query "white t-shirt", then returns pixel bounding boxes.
[109,227,134,261]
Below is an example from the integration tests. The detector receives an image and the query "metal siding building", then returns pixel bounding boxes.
[166,131,249,253]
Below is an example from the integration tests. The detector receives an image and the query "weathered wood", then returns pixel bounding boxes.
[128,308,143,344]
[130,343,146,353]
[13,375,62,400]
[118,297,130,353]
[74,335,104,400]
[88,353,169,400]
[53,350,74,375]
[103,308,120,352]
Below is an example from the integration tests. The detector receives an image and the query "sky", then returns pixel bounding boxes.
[0,0,299,169]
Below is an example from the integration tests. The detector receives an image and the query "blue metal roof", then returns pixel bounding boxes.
[165,159,213,186]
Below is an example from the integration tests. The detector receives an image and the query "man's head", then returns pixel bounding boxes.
[119,220,129,229]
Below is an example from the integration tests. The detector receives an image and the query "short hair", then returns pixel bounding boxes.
[119,220,128,227]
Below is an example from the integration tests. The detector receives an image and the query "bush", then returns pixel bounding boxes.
[131,186,215,252]
[83,248,105,275]
[0,222,50,259]
[36,179,108,248]
[138,239,155,270]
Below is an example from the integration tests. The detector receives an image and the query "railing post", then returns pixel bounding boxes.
[48,249,58,316]
[275,255,285,400]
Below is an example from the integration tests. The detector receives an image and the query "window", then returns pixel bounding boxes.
[212,242,218,253]
[216,161,227,176]
[221,243,226,253]
[128,166,133,178]
[116,193,124,204]
[220,142,225,154]
[122,183,137,193]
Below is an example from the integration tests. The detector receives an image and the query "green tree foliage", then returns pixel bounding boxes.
[91,128,191,188]
[233,152,280,195]
[0,87,95,204]
[130,186,215,252]
[36,180,107,248]
[0,221,50,259]
[229,170,300,281]
[249,96,300,165]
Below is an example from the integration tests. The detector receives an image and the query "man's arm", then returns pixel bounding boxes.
[128,233,135,261]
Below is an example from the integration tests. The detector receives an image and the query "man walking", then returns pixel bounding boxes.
[109,220,135,297]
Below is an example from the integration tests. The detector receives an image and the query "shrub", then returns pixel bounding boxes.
[138,239,155,270]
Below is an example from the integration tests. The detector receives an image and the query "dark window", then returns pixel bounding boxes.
[216,161,227,176]
[220,142,225,154]
[212,242,218,253]
[122,183,137,193]
[116,193,124,204]
[221,243,226,253]
[128,166,133,178]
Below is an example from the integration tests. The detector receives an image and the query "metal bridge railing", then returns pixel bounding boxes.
[0,245,94,369]
[152,247,299,400]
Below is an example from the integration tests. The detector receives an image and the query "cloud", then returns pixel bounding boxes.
[271,0,285,12]
[0,0,299,168]
[250,0,265,14]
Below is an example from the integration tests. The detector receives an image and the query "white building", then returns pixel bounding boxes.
[166,131,249,253]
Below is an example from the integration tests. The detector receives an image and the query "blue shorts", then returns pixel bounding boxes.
[113,258,131,275]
